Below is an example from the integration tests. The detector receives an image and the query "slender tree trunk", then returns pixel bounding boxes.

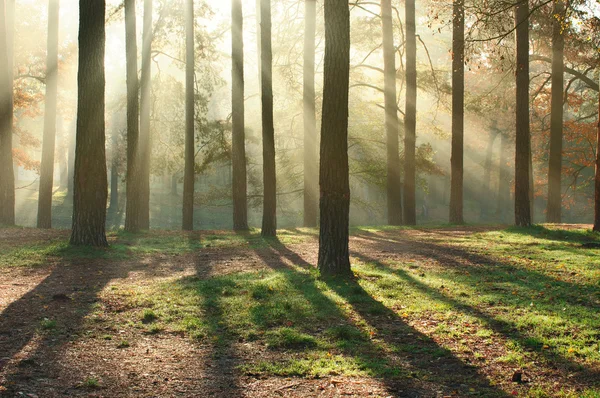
[70,0,108,246]
[382,0,402,225]
[546,0,565,223]
[139,0,152,230]
[37,0,60,229]
[0,0,15,226]
[109,120,119,212]
[318,0,351,276]
[232,0,248,230]
[481,130,497,221]
[449,0,465,224]
[303,0,318,228]
[182,0,195,231]
[67,121,75,198]
[594,77,600,232]
[514,1,531,227]
[496,131,511,222]
[260,0,277,237]
[58,118,68,189]
[403,0,417,226]
[124,0,141,232]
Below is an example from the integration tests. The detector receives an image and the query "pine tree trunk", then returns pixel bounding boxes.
[449,0,464,224]
[496,131,511,222]
[124,0,142,232]
[546,0,565,224]
[0,0,15,226]
[182,0,195,231]
[403,0,417,226]
[594,78,600,232]
[303,0,318,228]
[260,0,277,237]
[318,0,351,277]
[37,0,60,229]
[480,131,497,221]
[382,0,402,226]
[58,118,68,189]
[232,0,248,230]
[139,0,152,230]
[109,121,119,212]
[70,0,108,247]
[514,1,531,227]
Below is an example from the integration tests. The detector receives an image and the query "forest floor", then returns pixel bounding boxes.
[0,225,599,397]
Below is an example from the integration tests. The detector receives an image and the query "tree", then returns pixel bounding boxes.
[260,0,277,237]
[514,0,532,227]
[232,0,248,230]
[546,0,565,223]
[37,0,60,229]
[403,0,417,226]
[124,0,142,232]
[0,0,15,226]
[70,0,108,246]
[182,0,195,231]
[594,75,600,232]
[382,0,402,225]
[139,0,152,230]
[108,114,119,212]
[318,0,351,276]
[449,0,464,224]
[303,0,318,228]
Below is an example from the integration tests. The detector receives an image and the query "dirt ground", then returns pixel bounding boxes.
[0,226,597,397]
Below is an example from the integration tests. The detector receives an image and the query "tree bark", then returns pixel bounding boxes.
[109,117,119,212]
[594,76,600,232]
[318,0,351,276]
[260,0,277,237]
[382,0,402,226]
[182,0,195,231]
[403,0,417,226]
[514,1,531,227]
[303,0,318,228]
[449,0,464,224]
[232,0,248,230]
[124,0,142,232]
[37,0,60,229]
[70,0,108,246]
[0,0,15,226]
[546,0,565,223]
[139,0,152,230]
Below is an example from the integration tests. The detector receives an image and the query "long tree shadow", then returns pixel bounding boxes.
[350,230,600,386]
[247,237,508,397]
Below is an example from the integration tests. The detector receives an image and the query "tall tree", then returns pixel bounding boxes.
[318,0,351,276]
[303,0,318,228]
[594,76,600,232]
[260,0,277,237]
[232,0,248,230]
[546,0,565,223]
[139,0,152,230]
[403,0,417,225]
[37,0,60,229]
[70,0,108,246]
[0,0,15,226]
[449,0,465,224]
[382,0,402,225]
[182,0,195,231]
[124,0,142,232]
[496,131,511,222]
[514,0,532,227]
[109,115,119,212]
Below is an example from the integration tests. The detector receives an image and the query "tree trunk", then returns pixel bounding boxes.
[382,0,402,226]
[58,118,68,189]
[546,0,565,223]
[182,0,195,231]
[139,0,152,230]
[594,76,600,232]
[260,0,277,237]
[232,0,248,230]
[171,173,178,196]
[449,0,464,224]
[303,0,318,228]
[70,0,108,246]
[124,0,142,232]
[67,121,75,198]
[514,1,531,227]
[318,0,351,276]
[0,0,15,226]
[403,0,417,226]
[496,131,511,223]
[109,118,119,212]
[37,0,60,229]
[480,130,497,221]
